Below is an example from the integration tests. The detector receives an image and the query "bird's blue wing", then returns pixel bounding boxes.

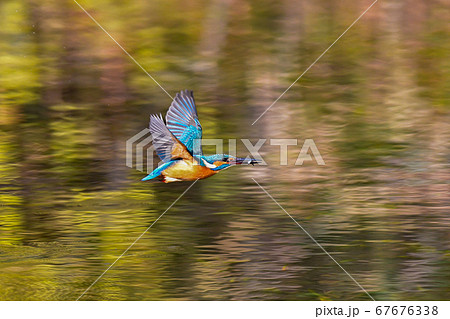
[166,90,202,156]
[149,113,179,162]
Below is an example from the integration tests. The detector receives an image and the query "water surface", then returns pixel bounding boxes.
[0,0,449,300]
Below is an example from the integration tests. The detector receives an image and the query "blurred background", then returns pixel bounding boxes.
[0,0,449,300]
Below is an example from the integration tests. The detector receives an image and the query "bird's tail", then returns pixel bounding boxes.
[141,161,174,181]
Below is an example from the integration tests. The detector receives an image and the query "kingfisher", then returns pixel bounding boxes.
[142,90,259,183]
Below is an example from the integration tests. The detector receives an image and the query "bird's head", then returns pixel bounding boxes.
[201,154,260,171]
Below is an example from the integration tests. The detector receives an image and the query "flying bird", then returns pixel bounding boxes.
[142,90,259,183]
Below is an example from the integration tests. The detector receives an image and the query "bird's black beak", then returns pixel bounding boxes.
[234,157,261,165]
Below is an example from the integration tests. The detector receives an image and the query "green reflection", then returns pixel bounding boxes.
[0,0,448,301]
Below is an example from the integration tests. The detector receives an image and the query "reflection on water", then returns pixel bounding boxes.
[0,0,449,300]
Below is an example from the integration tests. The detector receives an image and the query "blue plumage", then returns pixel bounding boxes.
[141,90,259,182]
[141,161,175,181]
[166,90,203,156]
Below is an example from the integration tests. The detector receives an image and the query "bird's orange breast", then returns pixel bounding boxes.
[161,159,217,182]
